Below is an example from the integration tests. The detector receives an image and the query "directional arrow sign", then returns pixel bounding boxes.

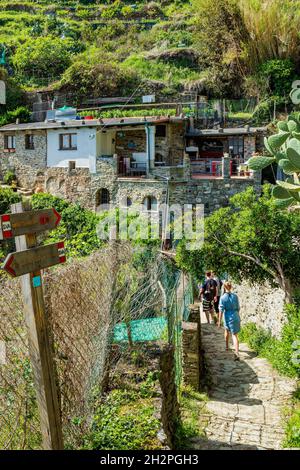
[2,242,66,277]
[0,208,61,240]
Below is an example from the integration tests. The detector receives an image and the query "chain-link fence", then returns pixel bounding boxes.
[0,243,195,449]
[0,244,132,449]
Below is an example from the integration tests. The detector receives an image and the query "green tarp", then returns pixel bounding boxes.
[113,317,167,343]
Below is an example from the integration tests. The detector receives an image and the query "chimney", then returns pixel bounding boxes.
[16,118,20,125]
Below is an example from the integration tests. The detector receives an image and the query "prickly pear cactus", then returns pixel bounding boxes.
[248,84,300,208]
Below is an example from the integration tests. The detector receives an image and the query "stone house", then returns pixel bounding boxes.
[0,116,265,215]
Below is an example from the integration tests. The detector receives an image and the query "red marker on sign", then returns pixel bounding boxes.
[2,242,67,278]
[1,214,13,239]
[0,208,61,240]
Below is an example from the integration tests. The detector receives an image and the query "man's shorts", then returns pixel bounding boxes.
[202,298,214,312]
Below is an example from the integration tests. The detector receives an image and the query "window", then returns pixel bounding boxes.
[143,196,158,211]
[59,133,77,150]
[4,134,16,150]
[228,136,244,158]
[68,161,76,171]
[25,134,34,150]
[156,125,166,137]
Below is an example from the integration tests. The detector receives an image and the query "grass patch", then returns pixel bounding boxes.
[81,372,163,450]
[175,385,208,449]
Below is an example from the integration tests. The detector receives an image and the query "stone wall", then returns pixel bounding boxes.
[234,281,286,338]
[0,130,47,188]
[35,167,93,209]
[170,174,261,214]
[244,135,256,160]
[115,129,146,159]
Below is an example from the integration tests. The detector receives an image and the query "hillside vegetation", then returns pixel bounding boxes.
[0,0,300,111]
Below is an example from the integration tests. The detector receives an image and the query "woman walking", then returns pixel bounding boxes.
[218,281,241,360]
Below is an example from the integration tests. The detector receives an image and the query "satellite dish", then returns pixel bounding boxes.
[0,81,6,105]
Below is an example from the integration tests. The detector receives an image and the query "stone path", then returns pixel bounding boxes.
[191,311,297,450]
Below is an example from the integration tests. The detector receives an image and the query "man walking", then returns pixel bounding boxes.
[199,271,218,324]
[212,272,223,315]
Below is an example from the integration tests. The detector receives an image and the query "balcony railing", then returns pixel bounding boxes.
[118,160,147,177]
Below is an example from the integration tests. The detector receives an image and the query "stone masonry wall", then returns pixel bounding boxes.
[0,130,47,188]
[234,281,286,338]
[115,129,146,159]
[170,176,261,214]
[244,135,256,160]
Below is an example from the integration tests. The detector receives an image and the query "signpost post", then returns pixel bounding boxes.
[1,202,65,450]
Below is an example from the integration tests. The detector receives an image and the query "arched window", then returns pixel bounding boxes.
[96,188,110,209]
[143,196,158,212]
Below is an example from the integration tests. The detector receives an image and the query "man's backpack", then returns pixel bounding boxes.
[205,279,217,300]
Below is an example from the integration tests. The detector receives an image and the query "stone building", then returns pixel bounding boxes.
[0,116,266,214]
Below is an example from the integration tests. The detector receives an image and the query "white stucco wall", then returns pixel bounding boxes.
[97,130,116,157]
[47,127,97,169]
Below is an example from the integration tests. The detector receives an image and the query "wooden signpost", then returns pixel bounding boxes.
[0,208,61,240]
[3,242,66,277]
[1,202,65,450]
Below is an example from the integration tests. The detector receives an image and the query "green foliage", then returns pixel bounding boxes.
[80,106,191,119]
[122,54,200,88]
[31,193,101,258]
[239,304,300,379]
[59,50,139,101]
[3,170,16,186]
[82,379,161,450]
[258,59,296,97]
[283,400,300,448]
[175,186,300,298]
[12,36,74,82]
[0,106,31,126]
[175,385,208,449]
[0,68,25,112]
[0,187,21,214]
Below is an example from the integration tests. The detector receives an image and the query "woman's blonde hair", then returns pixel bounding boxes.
[224,281,232,292]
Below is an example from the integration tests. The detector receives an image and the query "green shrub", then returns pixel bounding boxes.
[258,59,296,97]
[82,386,161,450]
[284,403,300,448]
[3,170,16,186]
[31,193,101,258]
[0,106,31,126]
[0,187,21,214]
[12,36,74,80]
[240,304,300,379]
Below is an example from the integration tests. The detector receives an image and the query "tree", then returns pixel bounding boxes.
[192,0,249,97]
[12,36,74,79]
[176,186,300,303]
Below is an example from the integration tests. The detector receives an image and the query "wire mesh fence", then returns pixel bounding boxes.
[0,242,195,449]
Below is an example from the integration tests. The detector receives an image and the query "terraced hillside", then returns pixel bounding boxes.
[0,1,200,99]
[0,1,300,120]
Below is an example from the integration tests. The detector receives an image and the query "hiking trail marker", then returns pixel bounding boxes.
[1,202,65,450]
[0,208,61,240]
